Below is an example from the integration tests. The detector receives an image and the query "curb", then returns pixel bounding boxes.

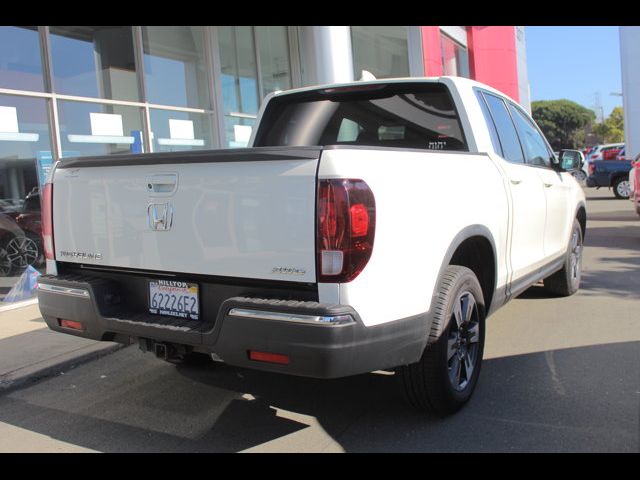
[0,298,38,313]
[0,342,127,394]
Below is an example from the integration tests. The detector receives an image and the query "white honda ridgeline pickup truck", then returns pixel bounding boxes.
[38,77,586,415]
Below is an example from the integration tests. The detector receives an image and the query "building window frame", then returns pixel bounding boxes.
[213,25,297,147]
[1,26,303,157]
[439,29,470,78]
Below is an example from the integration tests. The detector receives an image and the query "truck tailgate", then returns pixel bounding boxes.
[52,147,321,283]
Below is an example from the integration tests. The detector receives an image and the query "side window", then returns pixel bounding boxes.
[508,104,553,168]
[475,90,503,157]
[337,118,362,142]
[483,93,525,164]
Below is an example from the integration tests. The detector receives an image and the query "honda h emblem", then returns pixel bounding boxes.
[147,203,174,231]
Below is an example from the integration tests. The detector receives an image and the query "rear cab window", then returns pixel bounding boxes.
[253,82,468,152]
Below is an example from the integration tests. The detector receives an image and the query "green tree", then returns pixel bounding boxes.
[593,107,624,143]
[531,100,596,150]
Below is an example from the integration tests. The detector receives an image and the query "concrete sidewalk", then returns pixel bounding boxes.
[0,301,123,392]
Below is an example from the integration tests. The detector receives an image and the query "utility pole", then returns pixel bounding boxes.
[591,92,605,144]
[592,92,604,123]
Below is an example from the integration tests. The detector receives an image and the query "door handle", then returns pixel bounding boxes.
[544,182,553,188]
[146,173,178,195]
[510,179,522,185]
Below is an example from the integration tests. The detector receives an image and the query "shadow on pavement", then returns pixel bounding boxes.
[584,225,640,251]
[0,341,637,452]
[587,210,640,222]
[584,193,617,201]
[580,255,640,299]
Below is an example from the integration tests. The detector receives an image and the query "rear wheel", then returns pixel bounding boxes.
[613,177,631,199]
[398,265,485,416]
[544,219,583,296]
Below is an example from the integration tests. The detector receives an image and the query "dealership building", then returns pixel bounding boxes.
[0,25,529,301]
[620,26,640,160]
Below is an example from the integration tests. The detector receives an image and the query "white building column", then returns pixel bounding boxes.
[299,26,354,86]
[620,27,640,159]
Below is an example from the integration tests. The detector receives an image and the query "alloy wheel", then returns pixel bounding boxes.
[617,180,631,198]
[447,291,481,392]
[5,236,39,269]
[569,225,582,282]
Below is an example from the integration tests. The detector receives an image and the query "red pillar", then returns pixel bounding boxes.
[421,26,442,76]
[466,26,519,102]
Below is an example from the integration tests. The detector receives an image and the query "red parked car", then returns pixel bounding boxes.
[602,145,624,160]
[630,154,640,216]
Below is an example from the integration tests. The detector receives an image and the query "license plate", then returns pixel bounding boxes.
[148,280,199,321]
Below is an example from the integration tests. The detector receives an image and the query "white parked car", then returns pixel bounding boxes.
[37,77,586,415]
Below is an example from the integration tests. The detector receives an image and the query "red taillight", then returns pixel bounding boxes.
[350,203,369,237]
[42,182,54,260]
[588,163,596,175]
[249,350,290,365]
[59,319,84,331]
[317,179,376,283]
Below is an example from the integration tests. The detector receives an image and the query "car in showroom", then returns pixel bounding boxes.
[0,188,43,276]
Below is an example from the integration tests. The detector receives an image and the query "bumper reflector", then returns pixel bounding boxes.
[59,319,85,331]
[249,350,290,365]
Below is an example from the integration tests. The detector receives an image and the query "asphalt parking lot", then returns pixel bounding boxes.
[0,188,638,453]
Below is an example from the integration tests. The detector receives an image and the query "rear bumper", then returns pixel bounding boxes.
[37,274,427,379]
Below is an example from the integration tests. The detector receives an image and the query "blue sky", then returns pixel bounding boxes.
[525,26,622,120]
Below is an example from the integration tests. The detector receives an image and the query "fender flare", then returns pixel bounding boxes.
[422,225,499,345]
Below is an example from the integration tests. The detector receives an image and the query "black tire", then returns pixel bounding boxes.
[0,247,12,277]
[543,219,583,297]
[613,177,631,199]
[398,265,485,416]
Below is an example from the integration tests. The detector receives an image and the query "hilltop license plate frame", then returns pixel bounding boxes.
[148,280,200,321]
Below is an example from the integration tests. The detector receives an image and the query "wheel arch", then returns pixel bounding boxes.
[434,225,498,321]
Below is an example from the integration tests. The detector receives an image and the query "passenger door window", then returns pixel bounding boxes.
[475,90,503,157]
[508,104,553,168]
[482,93,525,164]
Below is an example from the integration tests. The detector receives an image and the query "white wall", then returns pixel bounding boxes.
[620,27,640,159]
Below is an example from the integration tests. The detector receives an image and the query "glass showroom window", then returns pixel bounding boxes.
[149,108,213,153]
[440,33,470,78]
[0,94,51,293]
[218,26,259,147]
[351,26,410,79]
[49,26,140,101]
[57,100,145,157]
[0,26,45,92]
[142,26,211,109]
[255,26,293,99]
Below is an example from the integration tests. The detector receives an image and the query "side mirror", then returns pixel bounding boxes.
[558,149,584,172]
